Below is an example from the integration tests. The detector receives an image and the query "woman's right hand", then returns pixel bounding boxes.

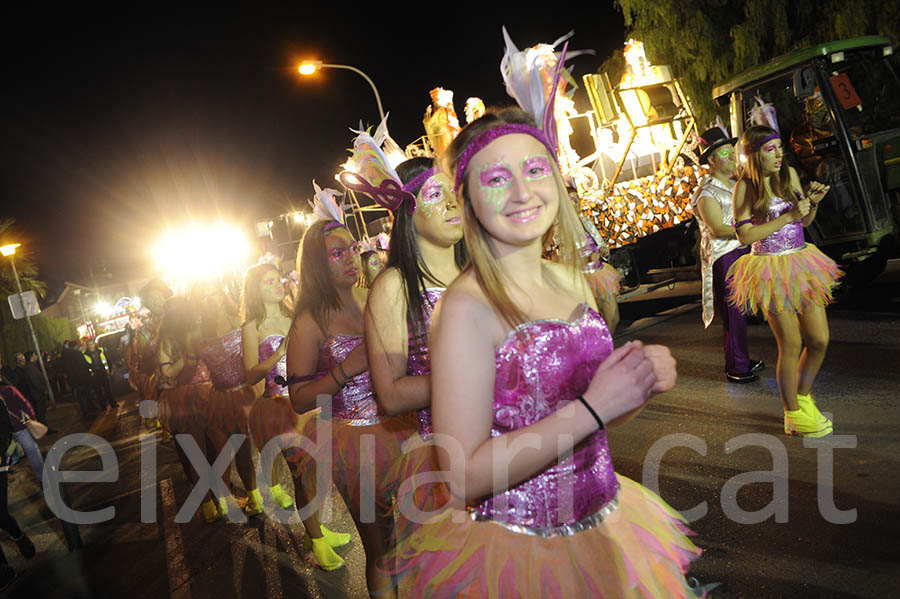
[341,343,369,377]
[788,199,811,222]
[582,341,656,425]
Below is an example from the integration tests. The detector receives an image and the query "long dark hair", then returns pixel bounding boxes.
[294,220,345,333]
[158,296,198,361]
[389,157,468,335]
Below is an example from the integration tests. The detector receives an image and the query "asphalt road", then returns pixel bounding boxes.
[3,262,899,599]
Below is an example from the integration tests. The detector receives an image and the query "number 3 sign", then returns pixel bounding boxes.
[829,73,862,110]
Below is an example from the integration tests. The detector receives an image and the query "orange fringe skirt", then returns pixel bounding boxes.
[207,385,257,436]
[390,475,701,598]
[727,244,842,317]
[157,383,211,439]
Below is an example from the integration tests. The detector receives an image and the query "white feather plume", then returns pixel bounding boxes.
[308,179,345,224]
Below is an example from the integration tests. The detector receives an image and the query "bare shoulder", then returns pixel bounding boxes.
[368,267,404,304]
[291,310,323,343]
[436,273,502,339]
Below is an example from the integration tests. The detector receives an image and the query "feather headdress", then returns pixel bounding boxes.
[308,179,346,225]
[500,27,590,156]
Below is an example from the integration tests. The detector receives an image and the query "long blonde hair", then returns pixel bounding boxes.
[737,125,793,217]
[441,107,584,327]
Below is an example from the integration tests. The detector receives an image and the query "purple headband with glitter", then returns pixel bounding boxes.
[402,167,436,196]
[323,221,345,232]
[746,133,781,154]
[453,124,558,192]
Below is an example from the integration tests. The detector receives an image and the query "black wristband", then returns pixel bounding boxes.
[576,395,605,431]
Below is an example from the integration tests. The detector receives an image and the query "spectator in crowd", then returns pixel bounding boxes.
[0,358,37,589]
[23,351,55,434]
[61,340,97,418]
[84,340,117,410]
[9,355,28,401]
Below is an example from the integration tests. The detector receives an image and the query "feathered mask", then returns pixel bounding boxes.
[308,180,346,227]
[339,115,419,214]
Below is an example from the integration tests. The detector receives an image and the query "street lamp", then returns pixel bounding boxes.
[298,60,386,122]
[0,242,56,408]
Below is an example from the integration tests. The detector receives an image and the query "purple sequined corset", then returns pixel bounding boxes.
[316,335,381,424]
[751,196,806,255]
[200,330,245,389]
[259,335,288,397]
[469,305,619,535]
[407,288,444,438]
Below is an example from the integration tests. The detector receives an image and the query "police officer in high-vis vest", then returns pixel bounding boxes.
[84,339,117,409]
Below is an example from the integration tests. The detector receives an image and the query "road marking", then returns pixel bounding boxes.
[160,477,192,599]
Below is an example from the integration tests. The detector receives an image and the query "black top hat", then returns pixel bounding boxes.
[698,127,737,165]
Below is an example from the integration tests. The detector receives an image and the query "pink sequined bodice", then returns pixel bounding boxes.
[751,196,805,255]
[469,304,619,532]
[200,329,245,389]
[317,334,381,424]
[188,360,211,384]
[407,288,444,438]
[259,335,287,397]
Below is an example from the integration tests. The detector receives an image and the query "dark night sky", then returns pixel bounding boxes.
[1,8,624,294]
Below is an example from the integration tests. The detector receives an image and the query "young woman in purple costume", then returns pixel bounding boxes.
[728,125,841,438]
[155,296,223,522]
[364,157,466,532]
[287,220,413,597]
[392,108,703,598]
[240,262,349,569]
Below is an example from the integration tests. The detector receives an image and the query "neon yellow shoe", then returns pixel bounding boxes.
[244,488,264,517]
[320,524,351,547]
[311,537,345,571]
[797,393,832,429]
[784,409,832,438]
[201,499,221,523]
[269,484,294,509]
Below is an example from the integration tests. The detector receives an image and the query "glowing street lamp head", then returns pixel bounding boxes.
[298,60,321,75]
[0,243,21,257]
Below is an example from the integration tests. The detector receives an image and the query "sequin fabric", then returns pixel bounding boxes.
[259,335,288,398]
[469,304,619,529]
[188,360,211,384]
[751,196,806,255]
[199,329,245,389]
[407,288,444,438]
[316,334,382,424]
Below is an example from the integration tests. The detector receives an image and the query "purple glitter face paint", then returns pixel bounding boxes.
[477,162,513,215]
[416,176,444,219]
[327,242,360,263]
[521,155,553,181]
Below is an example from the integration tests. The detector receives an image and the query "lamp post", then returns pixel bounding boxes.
[0,243,56,408]
[298,60,386,122]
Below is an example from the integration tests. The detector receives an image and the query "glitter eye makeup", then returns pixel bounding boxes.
[418,177,444,204]
[477,162,513,214]
[327,243,360,263]
[521,155,553,180]
[715,147,734,158]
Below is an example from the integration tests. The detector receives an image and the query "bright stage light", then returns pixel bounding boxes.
[151,222,254,287]
[94,301,115,318]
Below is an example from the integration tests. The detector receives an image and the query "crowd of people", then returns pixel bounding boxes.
[1,31,843,599]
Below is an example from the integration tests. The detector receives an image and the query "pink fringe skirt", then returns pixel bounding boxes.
[727,243,842,317]
[387,433,454,542]
[293,413,416,516]
[585,262,622,307]
[157,383,211,438]
[208,385,257,436]
[390,475,701,598]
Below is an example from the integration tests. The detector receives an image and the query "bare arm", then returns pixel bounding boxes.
[431,288,656,504]
[158,341,185,382]
[696,194,737,239]
[286,312,343,414]
[790,168,830,228]
[733,179,806,246]
[365,268,431,416]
